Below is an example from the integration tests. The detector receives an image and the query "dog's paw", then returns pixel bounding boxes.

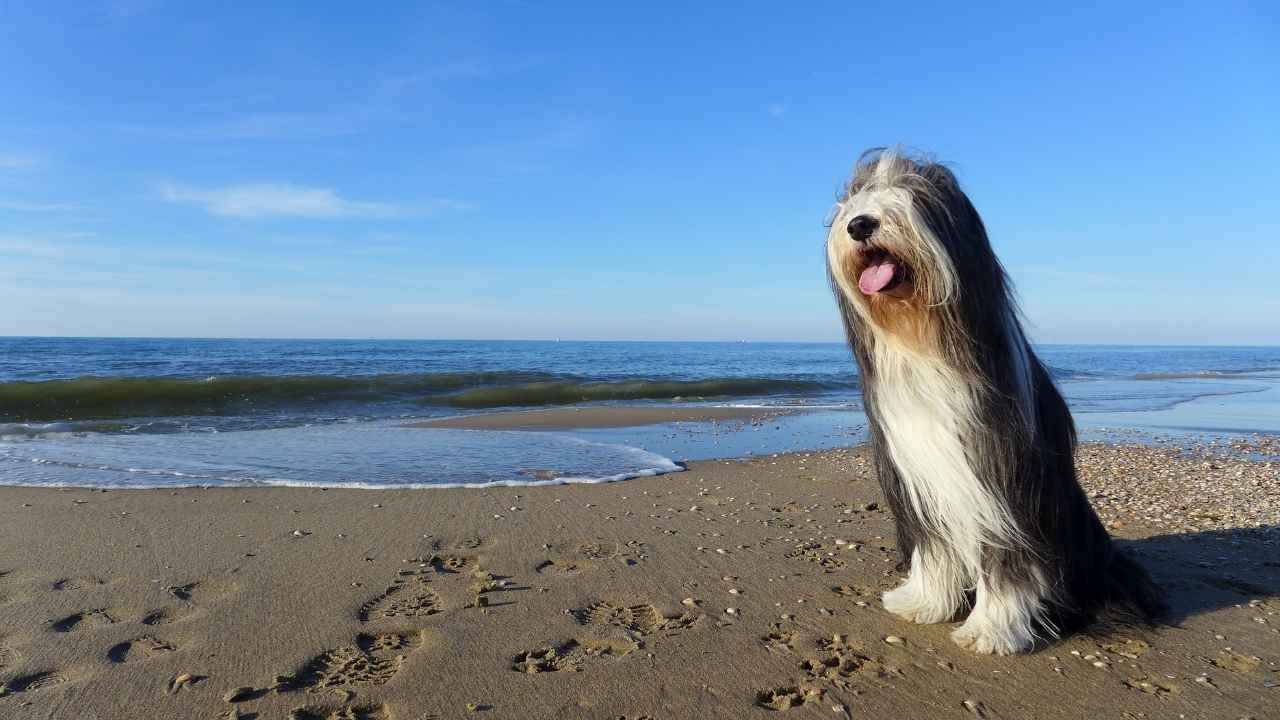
[950,618,1034,655]
[881,585,954,625]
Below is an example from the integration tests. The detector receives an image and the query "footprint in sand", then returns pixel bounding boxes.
[784,543,847,572]
[1124,675,1181,697]
[358,573,442,622]
[511,637,639,673]
[278,631,423,694]
[1209,650,1262,673]
[167,578,237,603]
[761,624,798,653]
[1100,638,1150,659]
[831,584,873,600]
[585,541,648,565]
[574,601,662,635]
[799,636,900,689]
[288,703,390,720]
[405,553,475,574]
[510,599,703,678]
[576,542,611,560]
[573,600,700,637]
[0,669,73,698]
[534,558,592,576]
[386,555,521,612]
[107,636,179,663]
[142,606,199,626]
[427,554,472,573]
[439,536,485,552]
[534,540,648,577]
[658,611,700,634]
[52,576,109,591]
[50,607,127,633]
[755,685,824,711]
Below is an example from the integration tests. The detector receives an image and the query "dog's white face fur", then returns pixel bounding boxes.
[825,155,963,357]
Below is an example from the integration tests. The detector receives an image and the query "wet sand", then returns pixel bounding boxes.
[0,445,1277,720]
[408,406,792,430]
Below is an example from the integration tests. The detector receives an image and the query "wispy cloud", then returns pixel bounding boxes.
[0,233,93,259]
[376,57,541,94]
[121,55,537,142]
[0,153,39,170]
[0,199,77,212]
[123,112,367,141]
[768,103,787,118]
[159,182,411,219]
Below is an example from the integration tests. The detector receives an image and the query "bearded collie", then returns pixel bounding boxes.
[825,148,1164,654]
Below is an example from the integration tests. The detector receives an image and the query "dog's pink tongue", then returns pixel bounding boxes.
[858,260,897,295]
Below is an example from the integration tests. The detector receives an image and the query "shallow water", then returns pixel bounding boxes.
[1,339,1276,488]
[0,421,682,489]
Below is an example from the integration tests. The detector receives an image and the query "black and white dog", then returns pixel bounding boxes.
[825,149,1164,654]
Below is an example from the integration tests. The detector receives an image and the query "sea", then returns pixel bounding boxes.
[1,338,1277,489]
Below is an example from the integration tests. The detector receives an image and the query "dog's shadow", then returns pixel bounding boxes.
[1118,525,1280,625]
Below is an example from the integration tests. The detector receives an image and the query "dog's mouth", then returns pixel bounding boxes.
[857,248,911,297]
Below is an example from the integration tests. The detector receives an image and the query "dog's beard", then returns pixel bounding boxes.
[829,221,946,354]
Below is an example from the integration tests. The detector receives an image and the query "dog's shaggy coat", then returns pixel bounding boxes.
[825,149,1164,654]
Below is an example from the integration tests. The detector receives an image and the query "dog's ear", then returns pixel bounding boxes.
[913,163,991,258]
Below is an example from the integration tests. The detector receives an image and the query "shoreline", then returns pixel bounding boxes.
[1,441,1276,529]
[406,405,794,430]
[7,376,1280,490]
[1,444,1276,719]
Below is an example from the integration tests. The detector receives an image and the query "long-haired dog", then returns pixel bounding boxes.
[825,149,1165,654]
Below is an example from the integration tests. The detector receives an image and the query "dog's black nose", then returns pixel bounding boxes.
[847,214,880,242]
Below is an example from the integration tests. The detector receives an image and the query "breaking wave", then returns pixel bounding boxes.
[0,373,851,422]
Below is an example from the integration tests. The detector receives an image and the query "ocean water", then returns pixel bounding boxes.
[1,338,1277,488]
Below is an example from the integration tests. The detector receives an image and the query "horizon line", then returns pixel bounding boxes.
[1,335,1277,349]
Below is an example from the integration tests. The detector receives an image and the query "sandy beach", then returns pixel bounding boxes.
[1,440,1276,720]
[5,2,1276,717]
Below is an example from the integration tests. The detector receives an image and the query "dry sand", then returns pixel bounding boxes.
[408,406,790,430]
[0,445,1277,720]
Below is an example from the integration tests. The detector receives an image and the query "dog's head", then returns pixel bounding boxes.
[826,148,1006,353]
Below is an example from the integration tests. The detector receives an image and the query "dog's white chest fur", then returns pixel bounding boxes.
[869,344,1012,568]
[872,343,1048,654]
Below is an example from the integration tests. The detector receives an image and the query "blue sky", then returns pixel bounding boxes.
[1,2,1276,344]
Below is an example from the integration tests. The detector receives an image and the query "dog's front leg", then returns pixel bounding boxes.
[951,558,1049,655]
[882,544,968,624]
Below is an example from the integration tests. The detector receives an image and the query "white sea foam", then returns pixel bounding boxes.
[250,463,684,491]
[0,420,687,490]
